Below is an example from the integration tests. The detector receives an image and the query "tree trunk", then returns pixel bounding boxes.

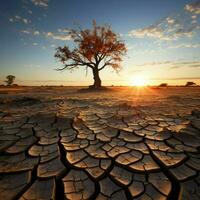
[92,68,101,88]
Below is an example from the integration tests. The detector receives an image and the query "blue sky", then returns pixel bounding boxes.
[0,0,200,86]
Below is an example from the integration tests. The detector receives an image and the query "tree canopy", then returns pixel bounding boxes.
[5,75,15,86]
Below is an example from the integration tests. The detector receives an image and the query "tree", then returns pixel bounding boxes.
[185,81,196,87]
[55,21,127,89]
[5,75,15,86]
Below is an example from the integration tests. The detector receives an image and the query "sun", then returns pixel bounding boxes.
[130,75,149,87]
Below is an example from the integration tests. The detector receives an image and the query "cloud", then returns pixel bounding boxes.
[168,43,200,49]
[21,28,71,41]
[34,31,40,35]
[23,18,29,24]
[169,61,200,69]
[21,30,31,34]
[135,61,172,67]
[152,76,200,80]
[129,25,167,40]
[15,15,21,20]
[175,27,195,37]
[129,1,200,41]
[31,0,49,8]
[181,61,200,68]
[166,17,176,25]
[21,29,40,35]
[33,42,38,45]
[135,60,200,69]
[58,28,70,33]
[129,18,199,40]
[191,15,197,19]
[129,22,181,41]
[45,31,72,41]
[9,15,31,24]
[185,1,200,14]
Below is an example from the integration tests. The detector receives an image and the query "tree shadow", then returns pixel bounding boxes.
[77,86,115,93]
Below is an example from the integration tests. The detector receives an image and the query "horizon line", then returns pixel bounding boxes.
[0,77,200,83]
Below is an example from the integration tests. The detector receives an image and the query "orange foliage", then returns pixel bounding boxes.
[55,21,127,88]
[55,21,127,72]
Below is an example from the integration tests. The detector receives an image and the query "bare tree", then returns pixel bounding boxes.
[5,75,15,86]
[55,21,127,89]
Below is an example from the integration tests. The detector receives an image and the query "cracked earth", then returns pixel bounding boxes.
[0,86,200,200]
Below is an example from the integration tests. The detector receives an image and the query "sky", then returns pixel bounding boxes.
[0,0,200,86]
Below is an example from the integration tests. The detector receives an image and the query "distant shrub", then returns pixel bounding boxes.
[185,82,196,87]
[5,75,15,86]
[159,83,168,87]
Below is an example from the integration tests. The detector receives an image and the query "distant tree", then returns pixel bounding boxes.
[159,83,168,87]
[185,81,196,87]
[5,75,15,86]
[55,21,127,89]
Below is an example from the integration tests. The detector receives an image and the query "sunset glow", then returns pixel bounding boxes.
[130,75,149,86]
[0,0,200,86]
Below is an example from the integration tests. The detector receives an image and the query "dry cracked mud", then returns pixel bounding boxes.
[0,87,200,200]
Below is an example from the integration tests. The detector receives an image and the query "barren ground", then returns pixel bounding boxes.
[0,86,200,200]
